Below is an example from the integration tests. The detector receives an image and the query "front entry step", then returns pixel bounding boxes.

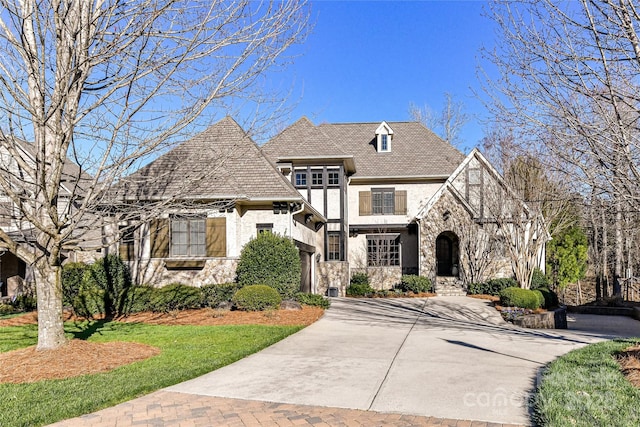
[435,276,467,297]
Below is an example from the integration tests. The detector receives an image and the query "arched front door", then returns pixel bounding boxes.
[436,231,459,276]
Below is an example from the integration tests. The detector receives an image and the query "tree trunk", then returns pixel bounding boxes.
[35,263,66,351]
[614,199,623,296]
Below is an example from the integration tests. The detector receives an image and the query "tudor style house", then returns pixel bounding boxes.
[263,118,535,296]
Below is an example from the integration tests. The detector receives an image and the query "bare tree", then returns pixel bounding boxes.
[409,92,469,148]
[482,0,640,295]
[0,0,309,350]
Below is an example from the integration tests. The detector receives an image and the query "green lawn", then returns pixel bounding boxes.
[0,321,302,427]
[533,338,640,426]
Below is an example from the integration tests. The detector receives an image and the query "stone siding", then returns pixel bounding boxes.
[132,258,238,287]
[317,261,349,296]
[419,190,512,285]
[351,266,402,290]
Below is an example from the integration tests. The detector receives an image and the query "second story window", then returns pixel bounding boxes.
[372,188,395,215]
[295,171,307,187]
[311,170,323,186]
[328,170,340,186]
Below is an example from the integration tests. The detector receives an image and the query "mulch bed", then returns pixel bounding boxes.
[617,345,640,388]
[0,306,324,384]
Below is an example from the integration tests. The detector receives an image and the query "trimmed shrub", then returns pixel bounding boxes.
[232,285,282,311]
[201,282,239,308]
[468,278,518,296]
[532,289,545,309]
[149,283,203,313]
[347,273,374,296]
[122,285,155,313]
[295,292,330,309]
[530,268,550,290]
[537,287,559,309]
[398,275,432,294]
[236,232,301,298]
[85,255,133,316]
[499,287,542,310]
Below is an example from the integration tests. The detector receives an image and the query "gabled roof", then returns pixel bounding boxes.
[415,148,521,220]
[263,118,464,179]
[121,117,304,201]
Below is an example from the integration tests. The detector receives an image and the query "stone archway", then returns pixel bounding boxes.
[435,231,459,277]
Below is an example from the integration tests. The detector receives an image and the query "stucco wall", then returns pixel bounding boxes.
[348,181,442,225]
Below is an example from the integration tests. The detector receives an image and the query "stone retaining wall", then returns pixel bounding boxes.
[513,307,567,329]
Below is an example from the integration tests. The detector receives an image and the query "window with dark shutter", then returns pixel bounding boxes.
[150,218,169,258]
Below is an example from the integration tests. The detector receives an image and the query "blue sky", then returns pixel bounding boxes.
[272,1,496,152]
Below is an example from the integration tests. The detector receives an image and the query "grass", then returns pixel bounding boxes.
[533,338,640,426]
[0,321,302,427]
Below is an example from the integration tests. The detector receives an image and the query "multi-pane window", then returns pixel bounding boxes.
[311,170,323,186]
[295,171,307,187]
[380,134,389,151]
[372,188,395,215]
[171,218,206,256]
[367,235,400,267]
[327,232,340,261]
[328,170,340,186]
[256,223,273,235]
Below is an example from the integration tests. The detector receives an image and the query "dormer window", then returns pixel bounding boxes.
[375,121,393,153]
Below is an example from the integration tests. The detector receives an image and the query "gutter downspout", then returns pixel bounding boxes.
[289,202,305,240]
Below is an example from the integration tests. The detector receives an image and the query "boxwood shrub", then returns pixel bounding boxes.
[536,287,559,309]
[347,272,374,296]
[295,292,330,309]
[232,285,282,311]
[468,277,518,296]
[148,283,203,312]
[398,275,432,293]
[201,282,239,308]
[499,287,542,310]
[236,232,301,299]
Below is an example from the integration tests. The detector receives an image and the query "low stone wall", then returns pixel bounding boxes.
[514,307,567,329]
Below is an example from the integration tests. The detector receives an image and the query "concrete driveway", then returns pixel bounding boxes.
[167,296,640,425]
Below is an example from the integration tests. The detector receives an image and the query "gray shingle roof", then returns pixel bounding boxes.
[121,117,301,200]
[263,119,464,179]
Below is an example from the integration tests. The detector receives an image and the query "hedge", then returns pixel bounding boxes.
[347,273,374,296]
[398,275,432,293]
[468,278,518,296]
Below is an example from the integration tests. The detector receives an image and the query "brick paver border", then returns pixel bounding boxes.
[47,391,525,427]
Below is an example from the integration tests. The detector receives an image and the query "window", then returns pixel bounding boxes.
[311,170,323,186]
[328,170,340,186]
[256,223,273,235]
[367,235,400,267]
[295,171,307,187]
[327,232,341,261]
[372,188,395,215]
[119,225,135,261]
[381,134,388,151]
[171,217,206,256]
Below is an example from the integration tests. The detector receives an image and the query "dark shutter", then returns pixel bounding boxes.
[395,190,407,215]
[359,191,371,216]
[206,217,226,257]
[149,218,169,258]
